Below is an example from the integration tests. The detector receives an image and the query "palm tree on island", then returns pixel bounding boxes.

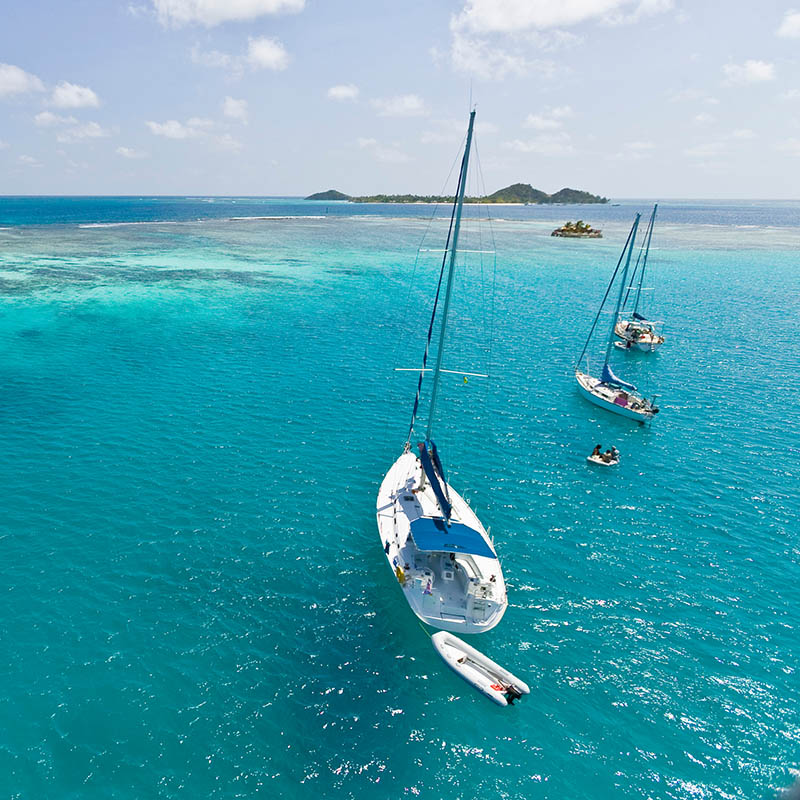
[551,220,603,238]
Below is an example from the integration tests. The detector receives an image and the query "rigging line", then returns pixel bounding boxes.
[633,203,657,318]
[473,135,497,392]
[621,205,654,310]
[575,219,638,370]
[405,135,468,446]
[387,135,466,451]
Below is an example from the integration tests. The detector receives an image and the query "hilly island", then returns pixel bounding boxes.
[305,184,608,204]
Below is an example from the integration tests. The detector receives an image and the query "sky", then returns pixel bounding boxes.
[1,0,799,198]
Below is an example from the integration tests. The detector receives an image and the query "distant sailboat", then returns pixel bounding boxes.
[376,111,507,634]
[575,214,660,421]
[614,204,665,351]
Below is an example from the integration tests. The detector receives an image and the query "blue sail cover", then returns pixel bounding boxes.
[633,312,648,322]
[418,440,452,520]
[410,517,497,559]
[601,363,638,392]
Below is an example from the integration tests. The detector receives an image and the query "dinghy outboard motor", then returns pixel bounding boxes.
[504,684,524,705]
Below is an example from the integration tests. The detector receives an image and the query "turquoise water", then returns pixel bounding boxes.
[1,200,798,799]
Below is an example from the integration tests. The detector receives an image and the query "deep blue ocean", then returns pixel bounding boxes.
[1,197,798,799]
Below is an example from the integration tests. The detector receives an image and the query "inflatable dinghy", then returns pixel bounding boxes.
[431,631,530,707]
[587,454,619,466]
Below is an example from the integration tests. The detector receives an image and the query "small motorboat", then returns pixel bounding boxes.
[587,453,619,466]
[431,631,529,707]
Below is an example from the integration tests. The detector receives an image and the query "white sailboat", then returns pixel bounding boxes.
[575,214,660,422]
[614,204,665,351]
[376,110,507,635]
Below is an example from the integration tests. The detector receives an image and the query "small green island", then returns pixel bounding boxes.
[304,183,608,205]
[551,220,602,238]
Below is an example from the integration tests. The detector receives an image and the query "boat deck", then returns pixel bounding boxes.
[376,450,506,633]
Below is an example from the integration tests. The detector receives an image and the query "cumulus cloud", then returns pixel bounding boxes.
[449,31,541,79]
[50,81,100,108]
[723,60,775,85]
[694,111,714,125]
[34,111,77,127]
[0,139,8,149]
[371,94,427,117]
[503,133,574,155]
[683,141,725,158]
[57,121,111,143]
[452,0,671,34]
[777,10,800,37]
[146,119,204,139]
[19,154,42,167]
[247,36,289,70]
[778,138,800,156]
[191,45,234,68]
[117,146,147,158]
[524,105,572,130]
[327,84,359,101]
[731,128,756,140]
[0,63,44,97]
[216,133,243,152]
[357,137,411,163]
[151,0,304,27]
[223,96,248,122]
[608,140,655,160]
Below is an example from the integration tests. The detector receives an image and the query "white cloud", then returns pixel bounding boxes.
[0,139,8,149]
[782,88,800,100]
[191,45,233,69]
[777,10,800,37]
[524,105,572,130]
[371,94,427,117]
[223,96,248,122]
[357,137,411,163]
[0,63,44,97]
[146,119,203,139]
[50,81,100,109]
[452,0,671,34]
[19,154,42,167]
[683,141,725,158]
[449,31,542,79]
[216,133,243,152]
[731,128,756,140]
[693,111,714,125]
[247,36,289,70]
[327,84,359,101]
[152,0,304,27]
[609,140,655,160]
[722,60,775,85]
[34,111,77,127]
[117,146,147,158]
[57,121,111,143]
[778,138,800,156]
[146,117,223,145]
[503,133,574,155]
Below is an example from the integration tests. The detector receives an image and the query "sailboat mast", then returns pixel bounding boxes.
[604,213,640,367]
[633,203,657,318]
[425,109,476,441]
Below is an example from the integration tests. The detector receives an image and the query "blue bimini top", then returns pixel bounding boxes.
[409,517,496,559]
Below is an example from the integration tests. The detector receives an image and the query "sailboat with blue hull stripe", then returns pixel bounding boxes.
[376,110,507,635]
[575,214,660,422]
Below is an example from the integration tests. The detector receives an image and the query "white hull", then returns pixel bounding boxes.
[587,454,619,466]
[614,320,664,351]
[431,631,529,706]
[376,451,507,634]
[575,370,657,421]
